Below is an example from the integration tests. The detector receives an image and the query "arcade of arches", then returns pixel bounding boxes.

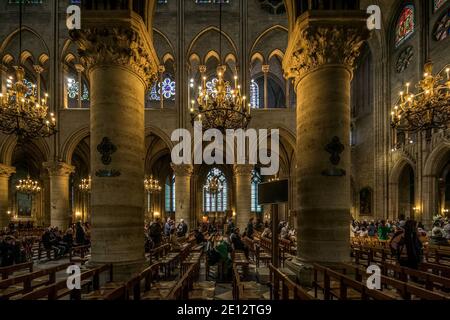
[1,0,450,298]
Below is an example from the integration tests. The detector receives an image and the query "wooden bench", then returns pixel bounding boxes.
[0,262,73,300]
[166,261,200,300]
[269,264,314,300]
[69,245,91,265]
[0,262,33,280]
[19,264,114,300]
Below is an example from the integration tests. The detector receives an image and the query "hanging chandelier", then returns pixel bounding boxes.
[16,175,41,195]
[391,62,450,140]
[189,2,251,132]
[78,176,91,193]
[0,2,56,141]
[204,176,223,195]
[144,175,162,194]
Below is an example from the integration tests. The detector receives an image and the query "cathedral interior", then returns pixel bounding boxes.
[0,0,450,302]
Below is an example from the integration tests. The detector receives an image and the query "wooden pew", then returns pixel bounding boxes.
[268,264,314,300]
[69,245,91,265]
[0,262,73,300]
[19,264,114,300]
[166,261,200,300]
[0,262,33,280]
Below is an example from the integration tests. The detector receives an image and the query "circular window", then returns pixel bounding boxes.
[258,0,286,15]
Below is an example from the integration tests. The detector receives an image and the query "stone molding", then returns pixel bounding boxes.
[233,164,254,177]
[0,164,15,178]
[283,11,370,84]
[171,164,194,177]
[43,162,75,177]
[69,12,159,87]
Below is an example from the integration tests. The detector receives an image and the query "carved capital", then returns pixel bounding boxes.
[171,164,194,177]
[262,64,270,73]
[283,11,370,83]
[233,164,254,177]
[0,164,15,178]
[69,12,159,87]
[43,162,75,177]
[33,65,44,74]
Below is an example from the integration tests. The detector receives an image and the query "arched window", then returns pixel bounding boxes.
[434,0,448,12]
[203,168,228,213]
[250,79,260,109]
[148,74,176,102]
[165,174,175,214]
[395,4,415,48]
[66,71,90,109]
[433,8,450,41]
[251,169,262,213]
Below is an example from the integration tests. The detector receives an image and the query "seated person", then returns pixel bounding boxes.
[169,228,181,251]
[261,226,272,239]
[430,227,449,246]
[230,228,249,258]
[194,229,206,244]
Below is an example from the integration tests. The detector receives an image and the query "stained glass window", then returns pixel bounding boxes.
[433,8,450,41]
[22,79,34,97]
[434,0,448,12]
[203,168,228,213]
[165,175,175,214]
[250,79,260,109]
[148,76,176,101]
[251,170,262,213]
[395,5,415,48]
[67,78,89,101]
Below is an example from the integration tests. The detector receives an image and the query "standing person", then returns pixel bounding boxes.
[397,220,423,269]
[226,217,235,235]
[164,218,172,237]
[377,220,391,241]
[177,219,188,237]
[246,218,254,239]
[149,219,163,247]
[75,222,86,246]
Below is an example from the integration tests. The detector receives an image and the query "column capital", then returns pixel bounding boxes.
[33,65,45,74]
[69,12,159,87]
[0,64,8,73]
[233,164,254,177]
[0,164,15,178]
[283,11,370,83]
[171,164,193,177]
[262,64,270,73]
[74,63,85,74]
[43,162,75,177]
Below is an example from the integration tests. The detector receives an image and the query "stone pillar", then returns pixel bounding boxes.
[171,164,193,229]
[70,15,158,278]
[283,11,369,275]
[0,164,15,229]
[43,162,75,230]
[262,64,270,110]
[234,164,253,231]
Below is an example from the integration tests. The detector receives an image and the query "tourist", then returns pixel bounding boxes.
[75,222,87,246]
[169,228,181,251]
[230,228,249,258]
[164,218,172,237]
[226,218,235,235]
[378,220,391,241]
[261,225,272,239]
[176,219,188,237]
[149,219,163,247]
[430,227,449,246]
[246,218,254,239]
[194,229,206,244]
[397,220,423,269]
[368,222,376,237]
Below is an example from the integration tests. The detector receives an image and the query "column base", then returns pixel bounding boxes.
[285,257,315,287]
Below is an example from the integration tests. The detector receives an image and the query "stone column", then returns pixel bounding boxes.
[0,164,15,229]
[70,14,158,278]
[43,162,75,230]
[171,164,193,229]
[234,164,253,231]
[262,64,270,110]
[283,11,369,275]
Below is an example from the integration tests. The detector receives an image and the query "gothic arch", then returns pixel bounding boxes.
[60,126,90,165]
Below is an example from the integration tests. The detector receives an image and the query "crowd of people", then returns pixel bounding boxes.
[352,215,450,270]
[0,221,91,267]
